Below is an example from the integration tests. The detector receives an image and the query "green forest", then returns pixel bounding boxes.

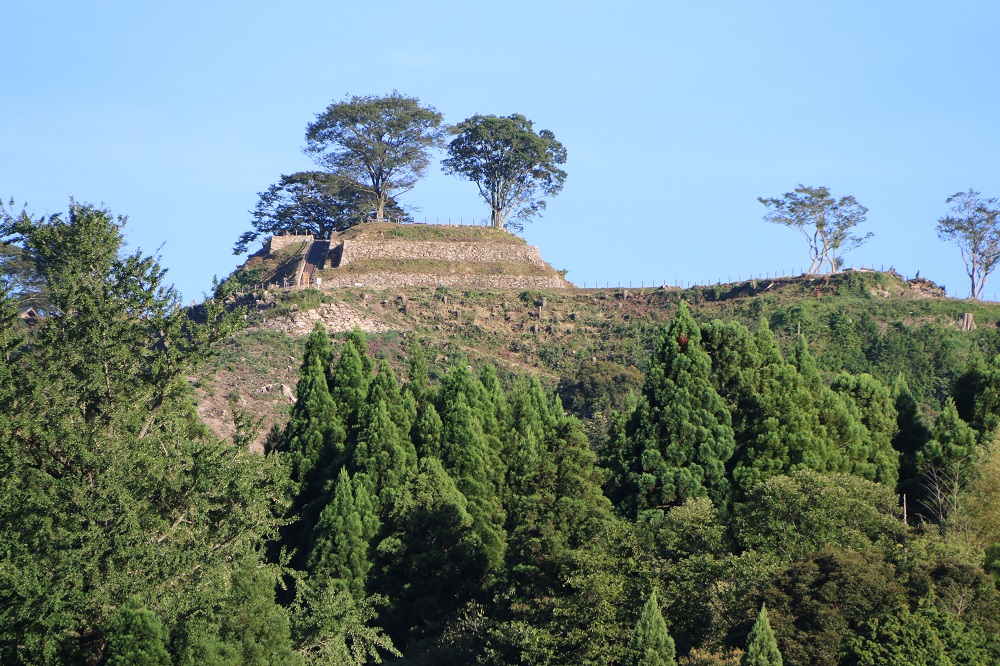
[4,203,1000,665]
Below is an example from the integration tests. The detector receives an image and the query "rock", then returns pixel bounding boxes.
[281,384,296,403]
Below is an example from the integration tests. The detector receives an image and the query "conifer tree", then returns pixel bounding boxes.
[405,337,431,401]
[373,457,489,648]
[412,400,443,459]
[282,322,344,497]
[742,604,782,666]
[613,301,736,513]
[892,374,931,499]
[306,468,374,599]
[328,329,372,432]
[831,372,900,487]
[438,389,507,571]
[106,601,173,666]
[351,398,417,512]
[367,358,414,435]
[627,589,676,666]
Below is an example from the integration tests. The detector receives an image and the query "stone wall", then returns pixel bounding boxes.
[314,271,567,290]
[267,234,314,254]
[262,302,396,337]
[336,240,544,267]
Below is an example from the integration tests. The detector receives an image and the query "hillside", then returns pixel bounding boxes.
[198,266,1000,448]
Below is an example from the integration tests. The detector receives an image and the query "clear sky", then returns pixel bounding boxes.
[3,1,999,302]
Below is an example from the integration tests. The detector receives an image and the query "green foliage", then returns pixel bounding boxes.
[936,189,1000,299]
[306,468,375,599]
[235,171,410,254]
[0,202,288,664]
[759,184,871,275]
[627,590,677,666]
[443,113,567,230]
[610,301,736,514]
[742,604,782,666]
[305,92,445,222]
[736,470,905,560]
[106,600,173,666]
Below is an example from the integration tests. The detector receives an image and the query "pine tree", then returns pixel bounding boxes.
[614,301,736,514]
[627,589,676,666]
[412,400,443,459]
[404,337,430,402]
[373,457,489,648]
[831,372,900,487]
[742,604,782,666]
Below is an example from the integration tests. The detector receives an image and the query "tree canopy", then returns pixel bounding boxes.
[936,189,1000,299]
[759,185,871,274]
[304,92,445,223]
[234,171,410,255]
[442,113,567,231]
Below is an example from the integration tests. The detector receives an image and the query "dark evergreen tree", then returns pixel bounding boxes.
[306,468,374,599]
[328,329,372,432]
[282,322,344,499]
[106,601,173,666]
[373,457,489,649]
[891,374,931,501]
[412,400,443,459]
[351,398,417,512]
[627,589,676,666]
[742,604,782,666]
[610,301,736,514]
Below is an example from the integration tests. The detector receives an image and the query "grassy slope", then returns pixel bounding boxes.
[198,269,1000,450]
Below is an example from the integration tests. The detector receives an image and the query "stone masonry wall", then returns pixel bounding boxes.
[267,234,314,254]
[336,240,544,267]
[314,271,567,290]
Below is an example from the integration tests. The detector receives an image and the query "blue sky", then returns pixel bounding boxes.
[3,1,999,302]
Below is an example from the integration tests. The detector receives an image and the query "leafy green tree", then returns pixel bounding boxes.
[290,581,399,665]
[736,470,905,560]
[742,604,782,666]
[234,172,411,254]
[627,589,677,666]
[759,185,871,274]
[847,606,950,666]
[892,374,931,501]
[106,600,173,666]
[936,189,1000,299]
[610,301,736,514]
[442,113,567,230]
[0,202,287,664]
[305,92,445,222]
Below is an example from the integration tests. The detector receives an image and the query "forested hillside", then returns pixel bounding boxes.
[4,204,1000,665]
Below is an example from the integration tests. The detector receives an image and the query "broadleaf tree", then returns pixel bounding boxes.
[442,113,567,231]
[305,92,445,223]
[759,185,871,274]
[936,189,1000,299]
[234,172,410,255]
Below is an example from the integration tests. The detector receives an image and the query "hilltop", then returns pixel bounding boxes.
[198,262,1000,448]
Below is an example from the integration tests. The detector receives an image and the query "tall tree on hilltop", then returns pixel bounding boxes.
[233,171,411,254]
[759,185,871,274]
[442,113,567,231]
[305,92,445,222]
[936,189,1000,299]
[742,604,782,666]
[609,301,736,514]
[626,589,677,666]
